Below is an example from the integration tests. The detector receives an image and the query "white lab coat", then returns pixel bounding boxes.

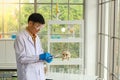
[14,30,45,80]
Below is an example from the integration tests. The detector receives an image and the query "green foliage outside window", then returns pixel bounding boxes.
[20,4,34,30]
[0,5,2,33]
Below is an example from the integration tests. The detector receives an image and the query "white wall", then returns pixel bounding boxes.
[85,0,98,76]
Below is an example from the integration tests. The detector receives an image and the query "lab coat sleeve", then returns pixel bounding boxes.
[14,36,40,64]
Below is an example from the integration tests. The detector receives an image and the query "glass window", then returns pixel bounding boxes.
[97,0,120,79]
[52,4,68,20]
[113,38,120,78]
[114,0,120,79]
[37,0,51,3]
[4,0,19,3]
[53,0,68,3]
[37,4,51,37]
[20,0,34,3]
[4,4,19,38]
[118,41,120,78]
[118,1,120,38]
[0,0,3,3]
[20,4,34,30]
[69,5,83,20]
[70,0,83,3]
[115,0,120,38]
[0,5,2,33]
[37,4,51,22]
[0,0,84,39]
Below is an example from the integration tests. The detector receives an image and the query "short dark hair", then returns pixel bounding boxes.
[28,13,45,24]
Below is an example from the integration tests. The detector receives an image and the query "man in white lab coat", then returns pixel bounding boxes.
[14,13,53,80]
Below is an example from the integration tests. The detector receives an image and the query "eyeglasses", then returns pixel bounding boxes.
[33,23,44,30]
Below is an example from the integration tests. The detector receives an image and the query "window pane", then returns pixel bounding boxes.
[113,39,120,78]
[69,5,83,20]
[20,0,34,3]
[99,35,110,79]
[0,0,3,3]
[115,0,120,38]
[4,0,19,3]
[0,5,2,33]
[4,4,19,38]
[70,0,83,3]
[102,3,109,35]
[20,4,34,30]
[37,5,51,22]
[53,0,68,3]
[113,0,120,78]
[118,39,120,78]
[52,4,68,20]
[37,0,51,3]
[37,5,51,35]
[118,0,120,38]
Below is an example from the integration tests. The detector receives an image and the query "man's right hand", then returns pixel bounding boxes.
[39,52,53,63]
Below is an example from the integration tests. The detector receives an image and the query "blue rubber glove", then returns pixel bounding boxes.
[46,55,53,63]
[39,52,53,63]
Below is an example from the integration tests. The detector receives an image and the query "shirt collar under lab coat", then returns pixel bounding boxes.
[23,29,37,46]
[26,27,37,39]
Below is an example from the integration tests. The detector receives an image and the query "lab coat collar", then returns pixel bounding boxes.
[24,30,35,46]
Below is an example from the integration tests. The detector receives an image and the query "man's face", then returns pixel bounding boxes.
[28,21,44,34]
